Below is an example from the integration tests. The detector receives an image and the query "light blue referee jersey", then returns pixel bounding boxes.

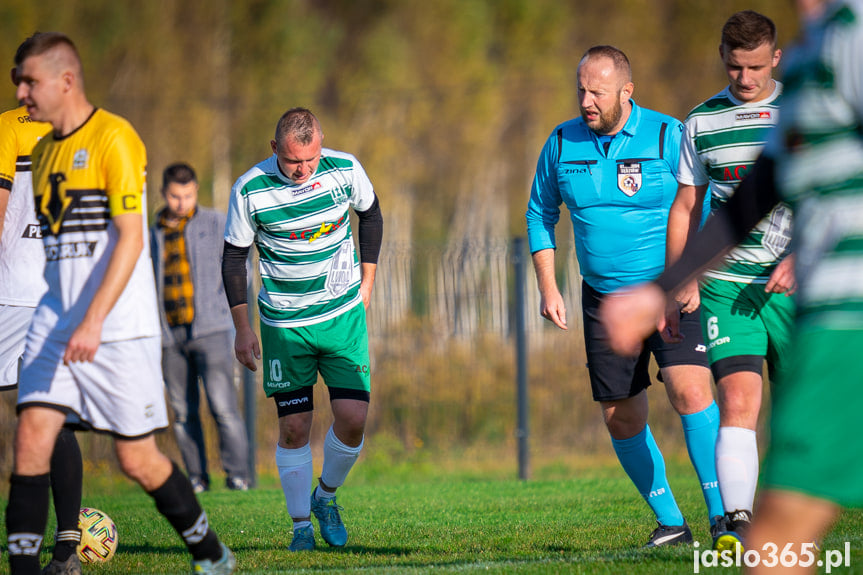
[526,101,684,293]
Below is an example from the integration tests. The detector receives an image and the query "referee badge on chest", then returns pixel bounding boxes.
[617,163,642,196]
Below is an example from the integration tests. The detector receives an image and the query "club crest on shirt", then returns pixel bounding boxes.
[617,163,642,196]
[72,149,89,170]
[330,185,349,205]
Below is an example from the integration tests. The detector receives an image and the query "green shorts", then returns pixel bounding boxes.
[699,278,795,380]
[260,303,371,397]
[762,326,863,507]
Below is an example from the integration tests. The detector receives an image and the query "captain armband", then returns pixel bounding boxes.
[108,191,144,215]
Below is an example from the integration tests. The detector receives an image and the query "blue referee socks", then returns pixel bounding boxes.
[611,424,685,527]
[680,401,724,524]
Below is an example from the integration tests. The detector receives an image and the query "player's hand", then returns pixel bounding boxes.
[765,254,796,295]
[64,319,103,364]
[360,283,373,309]
[660,297,684,344]
[672,280,700,314]
[539,288,568,330]
[234,326,261,372]
[600,283,667,356]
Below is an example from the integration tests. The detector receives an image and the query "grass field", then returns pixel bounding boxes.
[2,453,862,574]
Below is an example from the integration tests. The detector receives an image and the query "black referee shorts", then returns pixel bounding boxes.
[581,281,708,402]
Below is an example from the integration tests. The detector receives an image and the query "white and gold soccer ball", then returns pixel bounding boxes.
[76,507,118,564]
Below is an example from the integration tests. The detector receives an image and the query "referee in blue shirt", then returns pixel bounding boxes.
[526,45,724,547]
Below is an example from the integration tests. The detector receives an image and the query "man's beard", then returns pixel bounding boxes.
[581,96,623,135]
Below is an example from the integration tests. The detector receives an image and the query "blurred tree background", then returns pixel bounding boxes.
[0,0,798,232]
[0,0,797,480]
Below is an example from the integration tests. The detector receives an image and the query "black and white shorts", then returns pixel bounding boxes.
[19,332,169,438]
[0,304,34,389]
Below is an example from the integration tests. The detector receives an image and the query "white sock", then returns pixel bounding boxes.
[715,426,759,513]
[293,520,312,531]
[276,444,313,520]
[320,426,363,491]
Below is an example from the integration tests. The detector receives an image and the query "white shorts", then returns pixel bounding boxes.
[0,304,35,389]
[19,333,169,438]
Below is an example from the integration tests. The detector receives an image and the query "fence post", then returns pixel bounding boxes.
[512,237,531,480]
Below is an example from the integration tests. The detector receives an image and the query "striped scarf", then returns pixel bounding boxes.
[159,208,195,326]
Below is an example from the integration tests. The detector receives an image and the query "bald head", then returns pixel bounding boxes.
[577,45,634,135]
[578,45,632,87]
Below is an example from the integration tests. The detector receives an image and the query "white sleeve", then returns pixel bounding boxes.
[676,117,709,187]
[835,11,863,122]
[349,156,376,212]
[224,176,257,248]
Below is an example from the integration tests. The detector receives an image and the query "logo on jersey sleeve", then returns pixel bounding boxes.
[617,163,642,196]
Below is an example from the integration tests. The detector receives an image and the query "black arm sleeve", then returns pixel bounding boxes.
[656,154,782,293]
[222,241,251,308]
[356,195,383,264]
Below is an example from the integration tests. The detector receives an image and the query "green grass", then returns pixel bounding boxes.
[3,455,863,574]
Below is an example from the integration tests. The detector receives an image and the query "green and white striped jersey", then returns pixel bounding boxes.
[679,82,791,283]
[768,0,863,328]
[225,148,376,328]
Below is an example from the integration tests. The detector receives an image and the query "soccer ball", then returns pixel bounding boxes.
[76,507,118,564]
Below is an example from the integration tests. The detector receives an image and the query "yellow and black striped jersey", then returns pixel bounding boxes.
[29,108,159,342]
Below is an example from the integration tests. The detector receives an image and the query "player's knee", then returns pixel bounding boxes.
[279,421,312,448]
[334,426,365,448]
[330,395,369,437]
[668,384,713,415]
[603,414,644,440]
[115,440,171,489]
[14,409,64,470]
[116,447,147,479]
[119,455,171,490]
[719,389,760,424]
[336,409,367,434]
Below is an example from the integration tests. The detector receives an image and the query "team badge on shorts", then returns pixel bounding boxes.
[617,163,642,196]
